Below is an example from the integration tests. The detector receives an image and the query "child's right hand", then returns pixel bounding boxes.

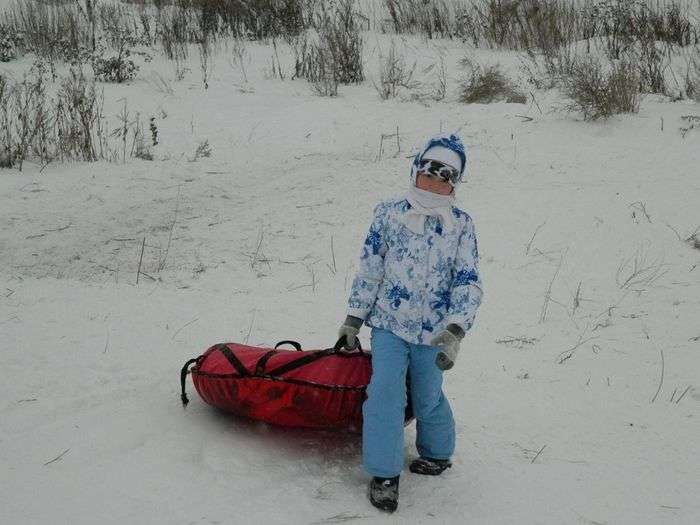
[338,315,363,349]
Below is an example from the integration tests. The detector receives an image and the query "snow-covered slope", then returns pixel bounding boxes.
[1,33,699,524]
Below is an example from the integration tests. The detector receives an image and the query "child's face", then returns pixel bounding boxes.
[415,173,454,195]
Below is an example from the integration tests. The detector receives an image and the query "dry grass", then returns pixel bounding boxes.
[292,0,363,96]
[563,56,640,120]
[460,59,526,104]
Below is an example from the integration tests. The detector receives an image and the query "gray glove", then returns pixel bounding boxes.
[430,324,465,370]
[338,315,363,349]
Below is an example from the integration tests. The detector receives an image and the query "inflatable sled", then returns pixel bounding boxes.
[180,337,412,432]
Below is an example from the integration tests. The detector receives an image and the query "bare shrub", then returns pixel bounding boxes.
[55,68,106,162]
[0,67,156,169]
[521,43,578,89]
[373,40,418,100]
[584,0,644,59]
[92,23,152,83]
[634,40,672,95]
[294,35,338,95]
[93,52,139,83]
[418,55,448,101]
[563,56,640,120]
[293,0,363,95]
[460,59,526,104]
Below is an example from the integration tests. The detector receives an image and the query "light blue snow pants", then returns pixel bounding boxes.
[362,327,456,478]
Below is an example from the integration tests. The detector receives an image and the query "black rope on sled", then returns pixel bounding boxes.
[180,358,200,407]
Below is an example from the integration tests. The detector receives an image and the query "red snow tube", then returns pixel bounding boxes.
[180,337,412,432]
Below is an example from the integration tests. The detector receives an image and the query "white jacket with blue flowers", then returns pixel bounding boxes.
[347,197,483,345]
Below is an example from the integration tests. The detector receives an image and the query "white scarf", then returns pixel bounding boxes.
[402,185,456,235]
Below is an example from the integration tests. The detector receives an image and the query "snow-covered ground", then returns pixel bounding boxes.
[1,29,700,524]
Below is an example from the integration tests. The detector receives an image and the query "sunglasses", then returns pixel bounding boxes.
[417,159,461,185]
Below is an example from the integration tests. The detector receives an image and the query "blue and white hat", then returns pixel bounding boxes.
[410,133,468,185]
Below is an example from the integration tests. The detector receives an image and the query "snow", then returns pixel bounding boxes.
[1,28,700,524]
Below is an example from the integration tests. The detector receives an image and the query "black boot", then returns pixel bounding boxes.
[409,456,452,476]
[368,476,399,513]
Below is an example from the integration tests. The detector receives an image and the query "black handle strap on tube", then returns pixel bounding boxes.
[217,344,250,377]
[274,340,303,351]
[265,348,336,376]
[254,349,278,376]
[180,357,200,407]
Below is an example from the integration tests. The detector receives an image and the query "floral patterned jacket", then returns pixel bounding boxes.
[347,197,483,345]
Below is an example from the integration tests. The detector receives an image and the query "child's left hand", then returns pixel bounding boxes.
[431,324,464,370]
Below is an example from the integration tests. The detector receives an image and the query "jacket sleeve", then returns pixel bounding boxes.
[446,216,483,333]
[346,202,389,320]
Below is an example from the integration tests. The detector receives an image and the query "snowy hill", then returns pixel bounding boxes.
[1,14,700,524]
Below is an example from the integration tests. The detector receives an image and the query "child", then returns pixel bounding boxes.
[338,133,483,513]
